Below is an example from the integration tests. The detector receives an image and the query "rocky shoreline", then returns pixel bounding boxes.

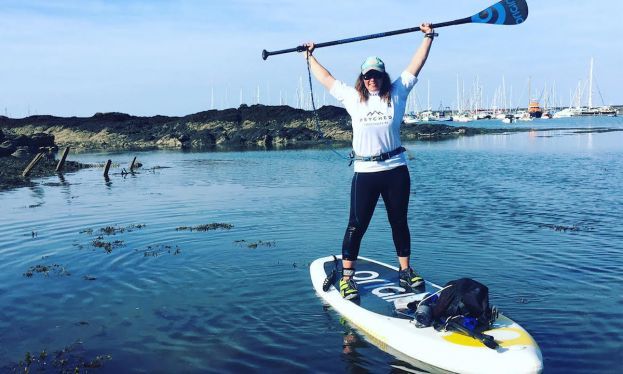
[1,104,493,152]
[0,155,87,191]
[1,104,505,191]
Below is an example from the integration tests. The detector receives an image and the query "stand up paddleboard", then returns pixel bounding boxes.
[310,255,543,374]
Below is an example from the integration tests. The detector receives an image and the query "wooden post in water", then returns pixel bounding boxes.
[22,152,44,177]
[55,146,70,172]
[103,159,112,178]
[129,156,137,172]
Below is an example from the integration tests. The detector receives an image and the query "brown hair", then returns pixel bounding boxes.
[355,72,392,106]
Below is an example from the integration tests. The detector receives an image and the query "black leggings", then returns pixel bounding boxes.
[342,165,411,261]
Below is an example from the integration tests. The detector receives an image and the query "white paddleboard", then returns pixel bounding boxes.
[310,255,543,374]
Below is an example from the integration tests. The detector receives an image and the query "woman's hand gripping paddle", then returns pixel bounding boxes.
[262,0,529,60]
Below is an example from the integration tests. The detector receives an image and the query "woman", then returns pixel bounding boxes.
[303,23,436,300]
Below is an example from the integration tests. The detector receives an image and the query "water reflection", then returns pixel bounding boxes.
[429,128,622,154]
[28,185,44,200]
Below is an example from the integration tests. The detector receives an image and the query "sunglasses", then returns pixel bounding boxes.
[363,71,383,80]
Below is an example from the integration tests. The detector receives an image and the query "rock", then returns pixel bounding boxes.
[156,135,183,148]
[190,131,216,148]
[12,135,30,147]
[177,133,192,149]
[93,112,133,122]
[29,133,56,152]
[0,128,4,142]
[5,133,56,153]
[0,141,16,157]
[258,134,272,147]
[229,134,246,145]
[216,133,230,145]
[11,146,30,159]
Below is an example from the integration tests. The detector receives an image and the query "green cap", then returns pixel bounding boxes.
[361,56,385,74]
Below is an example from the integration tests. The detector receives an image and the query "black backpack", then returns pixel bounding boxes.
[432,278,495,328]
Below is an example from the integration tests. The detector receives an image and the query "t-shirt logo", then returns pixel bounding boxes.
[361,110,393,126]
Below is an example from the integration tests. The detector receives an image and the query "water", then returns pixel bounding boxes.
[1,117,622,373]
[447,114,623,130]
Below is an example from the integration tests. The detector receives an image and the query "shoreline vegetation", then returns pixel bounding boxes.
[1,104,534,191]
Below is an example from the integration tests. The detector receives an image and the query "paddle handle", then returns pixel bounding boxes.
[262,17,471,60]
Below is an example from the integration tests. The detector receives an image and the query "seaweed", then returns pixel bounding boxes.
[91,237,125,253]
[233,239,276,249]
[141,244,182,257]
[3,341,111,372]
[99,223,146,235]
[175,223,233,231]
[539,223,594,232]
[23,264,70,278]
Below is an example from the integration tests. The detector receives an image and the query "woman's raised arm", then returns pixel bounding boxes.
[301,42,336,91]
[406,23,436,77]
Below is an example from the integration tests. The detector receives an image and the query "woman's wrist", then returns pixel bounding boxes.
[424,32,438,39]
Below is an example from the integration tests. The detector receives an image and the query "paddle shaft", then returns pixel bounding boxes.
[262,18,470,60]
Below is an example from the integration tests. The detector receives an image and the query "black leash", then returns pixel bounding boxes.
[305,56,352,163]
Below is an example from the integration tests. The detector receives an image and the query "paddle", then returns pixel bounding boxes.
[262,0,528,60]
[447,320,500,350]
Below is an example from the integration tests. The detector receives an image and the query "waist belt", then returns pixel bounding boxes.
[349,146,406,163]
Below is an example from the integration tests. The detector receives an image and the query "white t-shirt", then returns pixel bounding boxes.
[329,71,417,173]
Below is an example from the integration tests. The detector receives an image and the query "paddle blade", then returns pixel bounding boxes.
[471,0,529,25]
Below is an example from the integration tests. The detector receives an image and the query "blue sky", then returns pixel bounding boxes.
[1,0,622,117]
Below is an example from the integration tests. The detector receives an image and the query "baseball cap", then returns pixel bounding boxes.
[361,56,385,74]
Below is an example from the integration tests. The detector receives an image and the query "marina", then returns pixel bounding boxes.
[403,58,618,125]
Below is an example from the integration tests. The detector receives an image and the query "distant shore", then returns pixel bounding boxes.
[0,104,528,191]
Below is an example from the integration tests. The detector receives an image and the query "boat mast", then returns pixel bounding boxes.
[427,80,431,111]
[509,85,513,111]
[502,76,506,112]
[588,57,594,109]
[527,76,531,109]
[456,74,461,114]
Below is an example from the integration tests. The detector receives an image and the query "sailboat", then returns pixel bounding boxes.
[581,58,616,116]
[554,58,616,117]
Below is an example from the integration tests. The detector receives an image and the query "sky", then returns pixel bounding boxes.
[1,0,622,118]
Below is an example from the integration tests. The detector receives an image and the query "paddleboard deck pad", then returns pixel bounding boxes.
[310,255,543,374]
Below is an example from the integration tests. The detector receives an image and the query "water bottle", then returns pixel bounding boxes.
[414,304,433,328]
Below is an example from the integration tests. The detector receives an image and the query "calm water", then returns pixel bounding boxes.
[1,117,622,373]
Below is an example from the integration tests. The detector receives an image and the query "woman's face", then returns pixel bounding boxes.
[363,70,383,92]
